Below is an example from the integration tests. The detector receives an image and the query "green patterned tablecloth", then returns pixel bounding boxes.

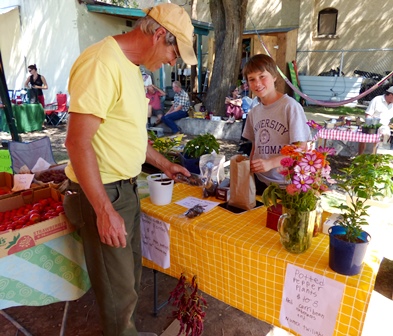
[0,232,90,309]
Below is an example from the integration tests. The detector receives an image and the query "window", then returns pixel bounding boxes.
[318,8,338,36]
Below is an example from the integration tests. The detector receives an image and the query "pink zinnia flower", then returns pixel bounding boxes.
[286,184,299,195]
[280,157,294,167]
[293,165,309,179]
[299,153,322,173]
[317,146,336,156]
[293,174,314,192]
[279,169,290,177]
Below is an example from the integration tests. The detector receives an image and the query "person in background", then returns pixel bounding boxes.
[24,64,48,106]
[159,80,190,134]
[225,85,243,123]
[358,86,393,153]
[141,67,152,91]
[146,84,166,127]
[242,54,310,194]
[63,3,195,336]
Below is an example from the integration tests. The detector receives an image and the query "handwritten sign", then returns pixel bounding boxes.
[140,212,170,269]
[280,264,345,336]
[175,196,219,212]
[0,150,12,173]
[12,174,34,192]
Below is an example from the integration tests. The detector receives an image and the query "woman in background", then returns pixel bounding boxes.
[225,85,243,123]
[24,64,48,106]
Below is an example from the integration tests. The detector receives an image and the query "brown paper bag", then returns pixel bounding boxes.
[228,155,256,210]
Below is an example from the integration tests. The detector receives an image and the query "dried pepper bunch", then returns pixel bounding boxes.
[168,274,207,336]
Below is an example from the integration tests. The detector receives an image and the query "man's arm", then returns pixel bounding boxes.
[145,144,190,179]
[152,84,166,96]
[65,112,127,248]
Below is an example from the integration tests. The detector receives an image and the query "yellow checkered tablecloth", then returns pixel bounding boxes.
[141,183,382,336]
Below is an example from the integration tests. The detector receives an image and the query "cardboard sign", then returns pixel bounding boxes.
[140,212,170,269]
[0,150,12,174]
[280,264,345,336]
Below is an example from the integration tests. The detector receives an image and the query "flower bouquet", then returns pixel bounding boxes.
[262,144,335,253]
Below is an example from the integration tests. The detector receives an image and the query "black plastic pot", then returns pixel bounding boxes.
[328,226,371,276]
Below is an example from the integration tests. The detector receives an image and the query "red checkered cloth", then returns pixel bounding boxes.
[316,129,381,143]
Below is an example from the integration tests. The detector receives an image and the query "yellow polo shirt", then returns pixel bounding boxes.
[66,36,148,184]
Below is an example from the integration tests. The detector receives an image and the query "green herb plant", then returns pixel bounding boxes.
[361,123,382,129]
[333,153,393,242]
[183,133,220,159]
[148,130,180,163]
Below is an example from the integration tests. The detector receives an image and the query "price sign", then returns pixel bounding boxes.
[0,150,12,173]
[280,264,345,336]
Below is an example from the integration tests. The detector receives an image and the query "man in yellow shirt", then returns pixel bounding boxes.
[64,3,196,336]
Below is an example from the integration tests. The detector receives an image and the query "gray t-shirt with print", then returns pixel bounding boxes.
[242,94,310,185]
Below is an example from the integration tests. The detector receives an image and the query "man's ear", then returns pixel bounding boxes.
[153,27,166,44]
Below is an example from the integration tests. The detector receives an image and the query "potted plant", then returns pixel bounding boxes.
[143,131,181,174]
[328,154,393,275]
[361,123,382,134]
[180,133,220,174]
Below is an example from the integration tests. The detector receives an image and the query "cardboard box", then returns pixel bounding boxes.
[0,187,74,258]
[34,163,67,184]
[266,204,282,231]
[0,172,47,200]
[0,172,13,198]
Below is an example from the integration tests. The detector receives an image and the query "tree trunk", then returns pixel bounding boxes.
[205,0,248,116]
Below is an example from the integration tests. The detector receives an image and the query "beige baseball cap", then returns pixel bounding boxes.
[143,3,197,65]
[386,86,393,94]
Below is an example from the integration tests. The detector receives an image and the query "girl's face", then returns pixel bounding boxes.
[231,88,239,97]
[246,70,276,100]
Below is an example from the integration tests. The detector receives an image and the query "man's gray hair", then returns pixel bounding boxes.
[172,81,182,88]
[135,15,176,45]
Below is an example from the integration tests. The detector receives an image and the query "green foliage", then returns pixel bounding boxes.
[148,131,180,163]
[261,184,319,212]
[333,154,393,242]
[108,0,139,8]
[183,133,220,159]
[361,123,382,129]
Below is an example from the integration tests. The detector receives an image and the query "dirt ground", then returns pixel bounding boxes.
[0,125,392,336]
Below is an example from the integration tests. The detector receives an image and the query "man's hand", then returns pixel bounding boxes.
[96,208,127,248]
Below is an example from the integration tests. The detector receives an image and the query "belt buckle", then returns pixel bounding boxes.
[130,176,137,184]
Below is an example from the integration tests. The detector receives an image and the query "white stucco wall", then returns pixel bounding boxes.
[0,0,139,103]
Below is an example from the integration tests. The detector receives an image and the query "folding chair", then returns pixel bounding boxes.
[44,93,68,126]
[8,136,56,173]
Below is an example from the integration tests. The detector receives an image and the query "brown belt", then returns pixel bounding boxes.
[105,177,138,187]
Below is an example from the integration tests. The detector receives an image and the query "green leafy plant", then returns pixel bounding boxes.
[333,154,393,242]
[183,133,220,159]
[169,274,207,336]
[148,130,180,163]
[361,123,382,129]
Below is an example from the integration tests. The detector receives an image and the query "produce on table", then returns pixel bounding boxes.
[35,169,67,184]
[0,197,64,232]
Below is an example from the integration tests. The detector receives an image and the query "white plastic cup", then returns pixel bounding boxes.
[147,173,174,205]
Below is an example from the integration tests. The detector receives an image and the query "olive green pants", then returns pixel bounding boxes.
[64,179,141,336]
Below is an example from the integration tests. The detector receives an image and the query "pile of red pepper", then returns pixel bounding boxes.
[168,274,207,336]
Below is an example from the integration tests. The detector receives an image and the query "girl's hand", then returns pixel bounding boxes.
[250,158,274,173]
